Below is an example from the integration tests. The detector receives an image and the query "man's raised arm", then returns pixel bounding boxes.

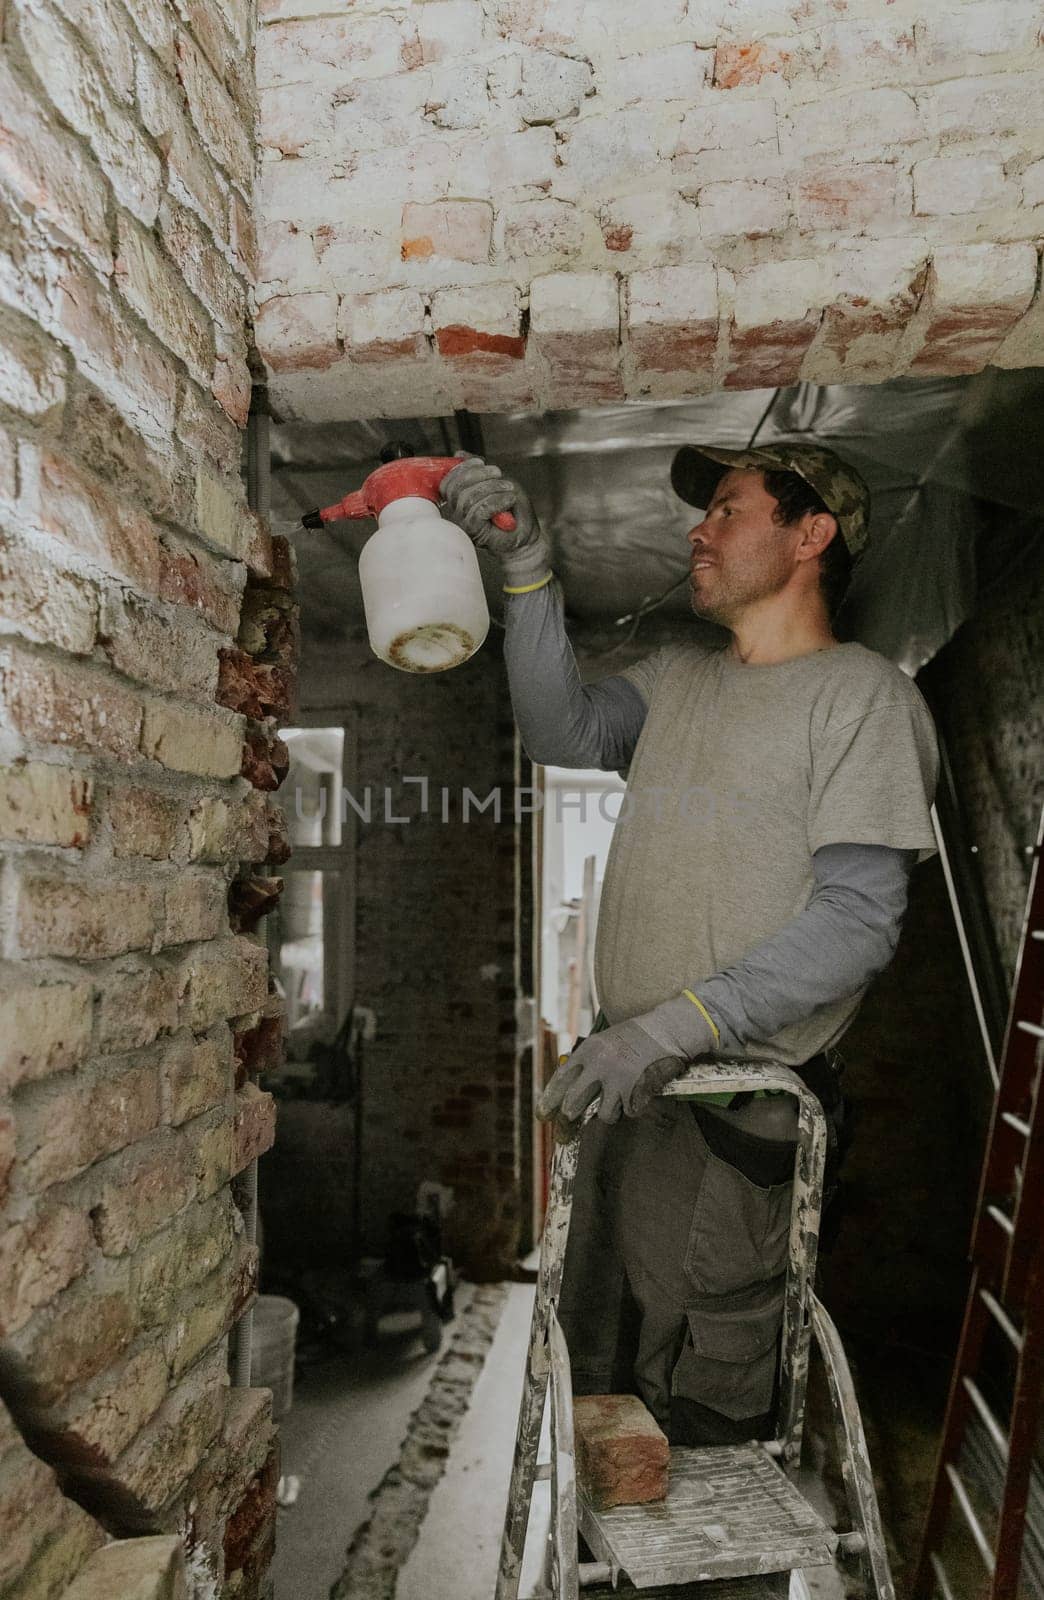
[442,458,648,771]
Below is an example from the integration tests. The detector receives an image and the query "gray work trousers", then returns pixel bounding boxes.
[556,1100,802,1444]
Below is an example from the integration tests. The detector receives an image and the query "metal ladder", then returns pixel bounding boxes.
[913,802,1044,1600]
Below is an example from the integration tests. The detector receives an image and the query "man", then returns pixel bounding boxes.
[442,441,938,1446]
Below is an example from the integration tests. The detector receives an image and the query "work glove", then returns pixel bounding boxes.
[537,993,719,1137]
[441,457,551,591]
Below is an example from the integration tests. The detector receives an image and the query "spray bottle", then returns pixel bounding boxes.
[301,446,515,674]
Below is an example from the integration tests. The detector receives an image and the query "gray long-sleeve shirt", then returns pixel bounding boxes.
[505,579,921,1053]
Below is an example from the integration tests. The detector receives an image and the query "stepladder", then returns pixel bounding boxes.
[496,1061,896,1600]
[914,804,1044,1600]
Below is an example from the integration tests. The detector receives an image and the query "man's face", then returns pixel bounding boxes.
[686,468,799,625]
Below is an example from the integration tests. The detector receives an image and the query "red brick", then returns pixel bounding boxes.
[12,872,159,959]
[228,875,283,934]
[232,1004,284,1085]
[241,726,289,791]
[0,762,92,847]
[573,1394,670,1511]
[0,647,142,761]
[216,647,294,720]
[0,1202,92,1336]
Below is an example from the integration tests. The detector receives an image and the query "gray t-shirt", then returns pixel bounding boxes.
[594,639,939,1064]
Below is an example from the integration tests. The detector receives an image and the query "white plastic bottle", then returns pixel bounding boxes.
[358,497,490,674]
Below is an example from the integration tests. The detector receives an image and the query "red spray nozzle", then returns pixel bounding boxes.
[300,456,517,533]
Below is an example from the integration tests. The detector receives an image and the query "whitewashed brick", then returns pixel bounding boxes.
[606,44,713,107]
[500,199,588,263]
[254,292,339,373]
[913,157,1007,216]
[785,87,921,162]
[557,109,668,194]
[256,14,406,89]
[0,60,111,275]
[520,50,593,124]
[15,0,161,224]
[1023,160,1044,209]
[921,73,1043,143]
[916,5,1042,72]
[698,180,789,237]
[340,288,428,364]
[816,20,917,88]
[905,244,1037,375]
[424,62,490,131]
[0,312,66,419]
[415,0,486,64]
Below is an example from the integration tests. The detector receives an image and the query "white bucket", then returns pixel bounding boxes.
[250,1295,299,1418]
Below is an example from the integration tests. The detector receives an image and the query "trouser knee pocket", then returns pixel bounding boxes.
[674,1290,783,1422]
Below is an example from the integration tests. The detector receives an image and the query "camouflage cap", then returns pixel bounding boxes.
[671,441,871,562]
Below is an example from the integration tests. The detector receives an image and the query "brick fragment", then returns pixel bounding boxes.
[228,875,284,934]
[573,1394,669,1511]
[216,647,293,720]
[232,1084,276,1172]
[241,726,290,791]
[0,762,92,847]
[233,1003,284,1085]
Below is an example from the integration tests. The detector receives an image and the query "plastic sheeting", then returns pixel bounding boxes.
[272,368,1044,677]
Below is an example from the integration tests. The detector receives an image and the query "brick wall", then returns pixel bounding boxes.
[254,0,1044,417]
[0,0,291,1592]
[279,630,522,1280]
